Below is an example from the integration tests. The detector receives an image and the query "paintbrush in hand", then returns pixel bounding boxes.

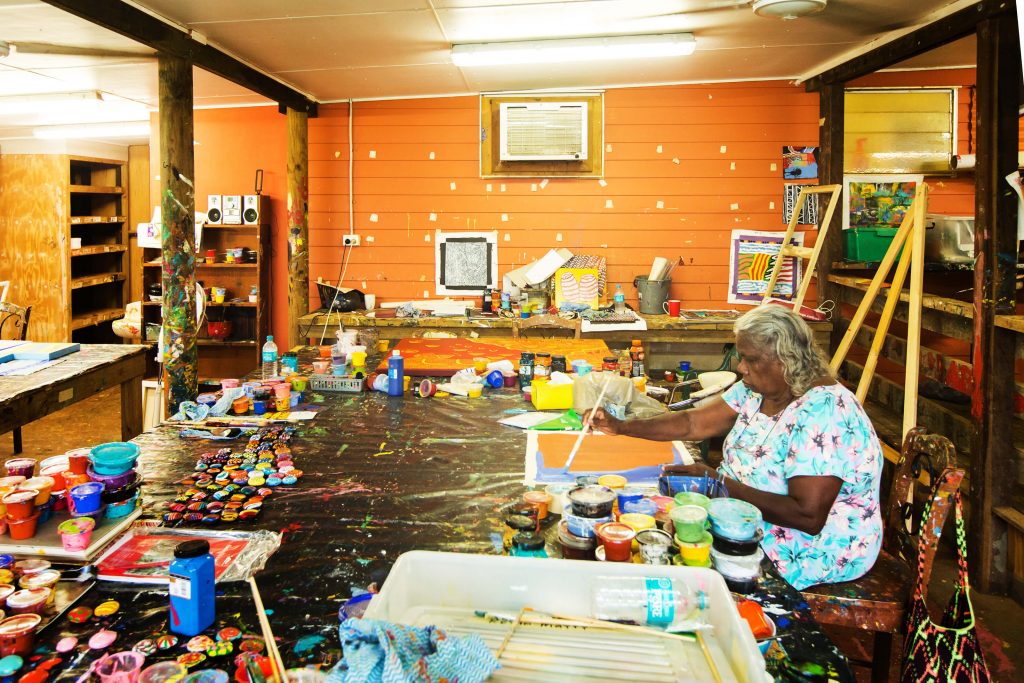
[562,372,614,473]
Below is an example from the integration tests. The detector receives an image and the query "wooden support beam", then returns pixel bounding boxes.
[804,0,1012,90]
[970,11,1020,594]
[286,108,310,348]
[159,55,198,413]
[41,0,316,115]
[817,83,844,353]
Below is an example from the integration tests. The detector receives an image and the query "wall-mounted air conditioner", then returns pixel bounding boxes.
[499,102,588,161]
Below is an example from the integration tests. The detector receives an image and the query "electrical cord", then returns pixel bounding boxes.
[317,242,353,346]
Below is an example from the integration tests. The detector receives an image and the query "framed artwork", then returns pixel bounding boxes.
[842,175,923,230]
[782,146,818,179]
[554,267,600,308]
[783,183,820,225]
[728,230,803,304]
[434,230,498,295]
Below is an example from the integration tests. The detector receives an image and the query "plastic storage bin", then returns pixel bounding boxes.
[844,227,901,262]
[530,381,573,410]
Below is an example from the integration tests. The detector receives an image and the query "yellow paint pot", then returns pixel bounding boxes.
[466,384,483,398]
[597,475,628,490]
[618,513,656,551]
[675,531,713,566]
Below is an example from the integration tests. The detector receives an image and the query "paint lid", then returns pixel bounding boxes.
[519,352,534,362]
[0,614,40,636]
[19,570,59,591]
[504,515,535,532]
[13,560,49,576]
[595,522,636,543]
[5,588,49,610]
[174,540,210,559]
[568,485,615,506]
[511,532,545,551]
[1,490,35,506]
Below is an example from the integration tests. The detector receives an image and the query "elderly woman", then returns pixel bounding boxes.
[588,305,883,590]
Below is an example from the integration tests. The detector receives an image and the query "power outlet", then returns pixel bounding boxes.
[342,234,360,247]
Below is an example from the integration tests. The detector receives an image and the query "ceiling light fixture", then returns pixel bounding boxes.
[0,40,10,58]
[0,91,106,116]
[32,121,150,140]
[451,33,696,67]
[752,0,827,20]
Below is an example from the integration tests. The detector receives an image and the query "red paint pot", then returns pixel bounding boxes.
[4,459,34,479]
[418,379,437,398]
[65,448,91,475]
[0,613,41,657]
[5,589,48,616]
[6,512,39,541]
[0,585,14,609]
[502,372,517,388]
[1,492,35,521]
[40,465,66,493]
[595,522,637,562]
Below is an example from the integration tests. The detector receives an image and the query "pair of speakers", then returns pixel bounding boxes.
[206,195,267,225]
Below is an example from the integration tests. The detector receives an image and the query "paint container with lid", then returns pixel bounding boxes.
[518,353,534,390]
[503,515,536,552]
[509,533,547,558]
[522,490,550,520]
[568,485,616,518]
[557,520,596,560]
[595,522,636,562]
[636,528,674,565]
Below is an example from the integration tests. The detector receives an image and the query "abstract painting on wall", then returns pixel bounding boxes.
[842,175,923,230]
[435,230,498,295]
[783,183,820,225]
[554,267,601,309]
[728,230,803,304]
[782,146,819,179]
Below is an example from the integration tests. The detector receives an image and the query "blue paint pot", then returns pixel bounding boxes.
[69,482,104,515]
[622,497,659,516]
[562,507,613,539]
[616,486,646,510]
[486,370,504,388]
[89,442,141,475]
[105,492,139,520]
[37,500,54,525]
[339,593,374,621]
[253,400,266,415]
[520,311,531,319]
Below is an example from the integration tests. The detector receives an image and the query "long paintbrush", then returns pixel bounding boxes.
[562,372,613,473]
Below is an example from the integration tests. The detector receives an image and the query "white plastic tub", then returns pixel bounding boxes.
[363,550,768,683]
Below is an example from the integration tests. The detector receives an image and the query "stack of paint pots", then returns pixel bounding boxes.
[671,492,713,568]
[706,497,764,591]
[560,485,617,561]
[0,458,54,540]
[86,442,143,521]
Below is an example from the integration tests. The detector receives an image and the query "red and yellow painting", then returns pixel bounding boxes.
[376,337,610,376]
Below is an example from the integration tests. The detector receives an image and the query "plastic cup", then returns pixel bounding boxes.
[677,531,714,566]
[18,570,59,605]
[70,482,104,515]
[12,560,48,578]
[595,522,637,562]
[523,491,550,520]
[65,448,92,475]
[0,586,14,609]
[5,588,49,615]
[139,662,187,683]
[58,517,96,552]
[466,384,483,398]
[6,513,39,541]
[95,651,146,683]
[21,478,54,506]
[671,504,709,543]
[0,614,41,657]
[674,491,711,510]
[1,491,35,521]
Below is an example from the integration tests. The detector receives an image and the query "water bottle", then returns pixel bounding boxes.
[387,349,404,396]
[169,540,215,636]
[591,576,699,627]
[613,285,626,314]
[261,336,278,379]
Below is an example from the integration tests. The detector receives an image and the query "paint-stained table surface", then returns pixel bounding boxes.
[45,348,852,682]
[0,343,147,441]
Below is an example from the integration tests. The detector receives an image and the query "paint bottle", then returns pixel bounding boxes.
[169,540,215,636]
[534,353,551,378]
[387,350,404,396]
[550,355,567,374]
[481,289,493,313]
[630,339,645,378]
[591,576,698,627]
[518,353,534,390]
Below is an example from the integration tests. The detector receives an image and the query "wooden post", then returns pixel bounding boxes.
[286,108,310,348]
[816,83,845,353]
[969,13,1019,594]
[158,55,198,413]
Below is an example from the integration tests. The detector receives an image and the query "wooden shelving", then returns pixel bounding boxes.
[828,274,974,318]
[71,307,124,331]
[995,315,1024,333]
[140,339,258,348]
[141,300,257,308]
[143,262,258,268]
[71,272,126,290]
[70,216,126,225]
[69,184,123,194]
[72,245,128,257]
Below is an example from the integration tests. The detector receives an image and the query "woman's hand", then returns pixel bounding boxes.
[583,407,624,435]
[662,463,718,479]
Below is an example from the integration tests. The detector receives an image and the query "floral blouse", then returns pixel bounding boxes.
[720,381,883,590]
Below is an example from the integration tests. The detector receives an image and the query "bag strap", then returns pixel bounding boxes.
[952,488,969,589]
[913,475,968,599]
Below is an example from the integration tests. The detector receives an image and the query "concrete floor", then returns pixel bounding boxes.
[2,388,1022,681]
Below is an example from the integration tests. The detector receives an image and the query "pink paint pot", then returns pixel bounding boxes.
[3,460,34,479]
[21,477,54,506]
[95,651,146,683]
[139,662,187,683]
[273,384,291,398]
[0,613,41,657]
[58,517,96,552]
[312,360,331,375]
[595,522,637,562]
[1,491,35,521]
[6,512,39,541]
[220,378,240,389]
[502,372,517,388]
[0,586,14,609]
[5,588,48,615]
[65,448,92,475]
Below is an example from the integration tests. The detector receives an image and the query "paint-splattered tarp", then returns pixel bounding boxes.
[45,350,853,683]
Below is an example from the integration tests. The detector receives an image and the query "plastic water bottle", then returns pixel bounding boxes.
[261,335,278,379]
[387,349,404,396]
[591,576,699,627]
[613,285,626,314]
[169,540,215,636]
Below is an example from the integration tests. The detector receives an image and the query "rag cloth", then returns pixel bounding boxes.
[328,618,499,683]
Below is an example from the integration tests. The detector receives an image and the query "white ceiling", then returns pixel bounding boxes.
[0,0,980,144]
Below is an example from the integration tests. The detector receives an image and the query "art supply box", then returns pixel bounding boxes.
[530,380,573,410]
[363,550,767,683]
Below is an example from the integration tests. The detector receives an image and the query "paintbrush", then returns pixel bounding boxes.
[562,372,613,473]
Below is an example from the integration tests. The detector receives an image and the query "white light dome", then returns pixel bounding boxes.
[752,0,827,20]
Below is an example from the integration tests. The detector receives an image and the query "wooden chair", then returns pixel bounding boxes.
[0,302,31,455]
[801,427,964,683]
[511,314,581,339]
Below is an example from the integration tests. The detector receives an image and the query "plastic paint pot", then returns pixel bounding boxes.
[87,466,136,490]
[616,487,645,511]
[253,400,266,415]
[69,482,104,515]
[89,442,140,476]
[501,372,517,388]
[338,593,374,622]
[22,478,54,506]
[674,491,711,510]
[273,384,291,398]
[312,360,330,375]
[711,546,764,583]
[0,614,41,657]
[94,651,146,683]
[618,513,656,535]
[621,498,659,517]
[595,522,636,562]
[417,380,437,398]
[5,513,39,541]
[636,528,675,565]
[11,561,47,578]
[139,661,187,683]
[562,506,613,539]
[65,448,91,475]
[466,384,483,398]
[105,493,139,520]
[597,474,628,490]
[1,492,34,521]
[707,498,763,542]
[36,500,53,525]
[486,370,504,388]
[318,345,333,358]
[523,490,550,520]
[18,571,59,605]
[231,398,250,415]
[3,460,33,479]
[275,397,289,412]
[676,531,714,566]
[568,485,616,518]
[101,480,140,505]
[4,589,47,616]
[544,484,573,514]
[58,517,96,552]
[557,520,596,560]
[39,465,66,493]
[290,376,309,392]
[712,527,765,557]
[671,505,709,543]
[0,586,13,609]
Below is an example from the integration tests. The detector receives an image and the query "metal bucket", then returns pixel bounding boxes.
[633,277,670,315]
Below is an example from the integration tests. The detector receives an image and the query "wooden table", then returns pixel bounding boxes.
[0,344,148,445]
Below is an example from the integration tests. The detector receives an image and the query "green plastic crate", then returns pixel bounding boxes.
[844,227,900,262]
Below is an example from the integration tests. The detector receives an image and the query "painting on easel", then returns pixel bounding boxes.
[842,175,923,230]
[727,230,803,304]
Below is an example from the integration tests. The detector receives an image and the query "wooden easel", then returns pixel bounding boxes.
[830,184,928,438]
[762,184,842,309]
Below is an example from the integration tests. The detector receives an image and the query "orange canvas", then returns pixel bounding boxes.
[376,337,610,376]
[536,432,679,473]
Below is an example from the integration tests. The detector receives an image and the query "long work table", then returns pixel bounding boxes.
[42,348,852,682]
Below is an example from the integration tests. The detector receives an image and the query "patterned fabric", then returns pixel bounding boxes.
[329,618,500,683]
[720,381,883,590]
[900,489,990,683]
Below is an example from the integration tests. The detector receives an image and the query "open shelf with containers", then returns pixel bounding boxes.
[140,221,270,385]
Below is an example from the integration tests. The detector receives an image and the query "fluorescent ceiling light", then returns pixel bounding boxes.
[33,121,150,139]
[451,33,696,67]
[0,91,106,116]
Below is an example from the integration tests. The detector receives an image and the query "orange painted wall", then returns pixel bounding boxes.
[308,81,821,309]
[150,106,289,344]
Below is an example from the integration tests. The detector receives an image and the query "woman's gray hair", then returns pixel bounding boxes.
[734,305,833,396]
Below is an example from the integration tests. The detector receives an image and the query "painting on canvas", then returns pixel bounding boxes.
[783,183,820,225]
[782,146,819,179]
[728,230,803,304]
[842,175,923,230]
[554,267,601,308]
[435,230,498,295]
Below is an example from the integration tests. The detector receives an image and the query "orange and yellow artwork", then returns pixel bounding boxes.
[375,337,610,376]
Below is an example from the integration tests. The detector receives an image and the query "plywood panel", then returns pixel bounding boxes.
[0,154,70,341]
[127,145,150,307]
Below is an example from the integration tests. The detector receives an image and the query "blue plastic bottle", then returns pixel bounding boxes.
[169,540,215,636]
[387,349,404,396]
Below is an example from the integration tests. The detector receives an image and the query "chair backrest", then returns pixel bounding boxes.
[883,426,964,589]
[512,314,581,339]
[0,302,30,341]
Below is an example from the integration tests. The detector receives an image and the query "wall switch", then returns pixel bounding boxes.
[342,234,360,247]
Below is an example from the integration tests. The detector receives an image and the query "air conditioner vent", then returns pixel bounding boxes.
[499,102,588,161]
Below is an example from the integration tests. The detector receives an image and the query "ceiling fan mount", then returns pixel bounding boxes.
[751,0,828,20]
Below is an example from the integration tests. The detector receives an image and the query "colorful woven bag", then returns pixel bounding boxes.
[900,488,990,683]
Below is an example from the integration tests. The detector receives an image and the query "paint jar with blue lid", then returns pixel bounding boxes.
[510,532,547,558]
